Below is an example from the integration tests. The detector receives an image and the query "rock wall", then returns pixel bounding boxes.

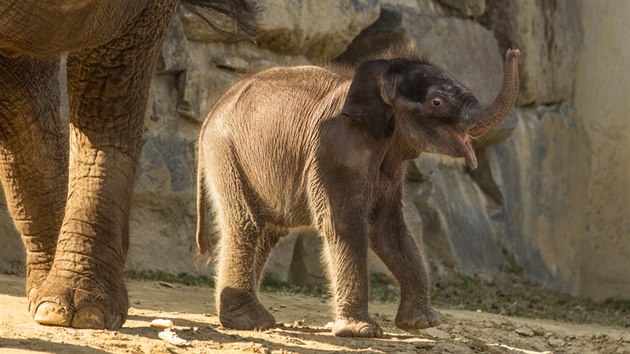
[573,0,630,300]
[1,0,628,299]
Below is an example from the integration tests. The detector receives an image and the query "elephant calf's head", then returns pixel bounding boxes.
[341,48,520,170]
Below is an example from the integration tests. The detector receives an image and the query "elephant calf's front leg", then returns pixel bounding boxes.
[314,186,383,338]
[369,200,441,330]
[321,224,383,338]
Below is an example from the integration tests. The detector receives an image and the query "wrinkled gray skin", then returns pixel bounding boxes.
[0,0,255,330]
[197,47,520,337]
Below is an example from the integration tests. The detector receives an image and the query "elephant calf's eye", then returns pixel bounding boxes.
[432,98,442,107]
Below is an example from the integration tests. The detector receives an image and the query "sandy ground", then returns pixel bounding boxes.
[1,274,629,354]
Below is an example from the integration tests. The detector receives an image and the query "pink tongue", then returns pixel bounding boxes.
[463,137,477,170]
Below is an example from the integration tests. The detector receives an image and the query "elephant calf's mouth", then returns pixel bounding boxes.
[455,133,477,170]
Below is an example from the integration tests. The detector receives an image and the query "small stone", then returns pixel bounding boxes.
[532,328,545,336]
[548,336,566,347]
[425,328,451,340]
[158,329,188,347]
[515,327,535,337]
[150,319,174,329]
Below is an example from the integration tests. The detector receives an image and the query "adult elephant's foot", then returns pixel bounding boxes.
[24,252,56,318]
[22,231,60,310]
[29,268,128,329]
[332,315,383,338]
[218,288,275,330]
[25,267,51,301]
[395,301,442,330]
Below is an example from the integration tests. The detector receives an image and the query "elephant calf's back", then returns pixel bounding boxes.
[199,66,350,227]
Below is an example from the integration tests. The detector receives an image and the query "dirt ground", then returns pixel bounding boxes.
[1,274,629,354]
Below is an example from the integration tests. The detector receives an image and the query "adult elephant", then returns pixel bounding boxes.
[0,0,255,329]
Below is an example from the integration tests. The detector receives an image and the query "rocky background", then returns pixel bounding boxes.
[1,0,628,300]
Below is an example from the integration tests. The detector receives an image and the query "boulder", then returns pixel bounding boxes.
[177,7,236,43]
[264,232,300,282]
[570,0,630,300]
[436,0,485,17]
[480,0,583,105]
[381,0,453,16]
[288,230,327,285]
[481,104,590,293]
[405,157,505,278]
[281,229,396,286]
[156,16,190,74]
[176,41,309,123]
[128,131,204,275]
[256,0,380,60]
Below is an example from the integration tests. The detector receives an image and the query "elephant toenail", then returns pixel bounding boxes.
[110,313,124,329]
[358,325,373,337]
[34,302,71,326]
[71,305,106,329]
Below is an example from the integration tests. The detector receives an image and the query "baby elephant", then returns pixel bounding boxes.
[196,46,520,337]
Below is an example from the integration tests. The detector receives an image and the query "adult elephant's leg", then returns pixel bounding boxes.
[368,192,441,330]
[0,55,67,304]
[31,0,179,329]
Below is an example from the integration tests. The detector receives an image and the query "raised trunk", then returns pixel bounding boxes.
[467,49,520,137]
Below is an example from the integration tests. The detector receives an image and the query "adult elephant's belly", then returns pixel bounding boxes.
[0,0,151,56]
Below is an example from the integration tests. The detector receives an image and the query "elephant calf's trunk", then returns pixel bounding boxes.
[467,49,520,137]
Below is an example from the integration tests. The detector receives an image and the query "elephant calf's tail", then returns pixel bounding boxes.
[195,153,212,263]
[181,0,258,40]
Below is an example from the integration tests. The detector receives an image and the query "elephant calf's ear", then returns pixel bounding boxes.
[342,60,393,140]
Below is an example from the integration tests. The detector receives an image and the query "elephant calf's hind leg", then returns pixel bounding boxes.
[207,157,275,331]
[215,216,276,330]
